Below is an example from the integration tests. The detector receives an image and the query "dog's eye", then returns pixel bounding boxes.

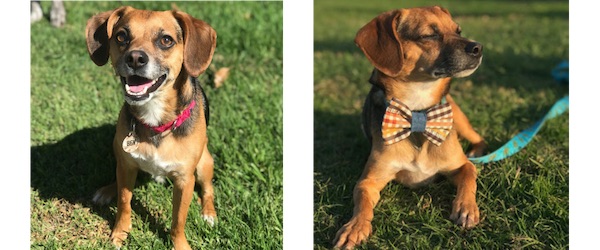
[419,34,440,40]
[456,27,462,35]
[160,35,175,48]
[115,31,129,45]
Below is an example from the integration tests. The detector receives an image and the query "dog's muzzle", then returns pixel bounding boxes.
[118,50,168,102]
[431,41,483,78]
[464,41,483,58]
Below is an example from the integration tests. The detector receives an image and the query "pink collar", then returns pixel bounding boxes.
[141,100,196,133]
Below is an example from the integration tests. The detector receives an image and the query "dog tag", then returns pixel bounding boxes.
[122,131,139,153]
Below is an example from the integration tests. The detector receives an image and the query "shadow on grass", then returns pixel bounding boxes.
[313,109,364,247]
[30,124,170,244]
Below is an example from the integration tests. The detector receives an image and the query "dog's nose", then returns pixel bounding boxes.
[126,50,149,69]
[465,42,483,57]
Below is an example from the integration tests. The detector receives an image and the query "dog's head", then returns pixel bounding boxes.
[85,6,216,105]
[355,6,482,81]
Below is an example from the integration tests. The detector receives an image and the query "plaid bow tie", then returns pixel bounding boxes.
[382,98,453,146]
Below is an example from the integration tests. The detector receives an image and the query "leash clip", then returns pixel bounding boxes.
[129,118,136,135]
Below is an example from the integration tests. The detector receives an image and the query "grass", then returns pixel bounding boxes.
[314,0,568,249]
[30,1,282,249]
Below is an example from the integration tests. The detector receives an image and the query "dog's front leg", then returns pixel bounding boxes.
[196,144,217,226]
[111,162,138,248]
[445,161,480,228]
[170,170,196,250]
[333,160,395,249]
[445,94,487,157]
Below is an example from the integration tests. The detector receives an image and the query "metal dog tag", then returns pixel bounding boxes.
[122,131,139,153]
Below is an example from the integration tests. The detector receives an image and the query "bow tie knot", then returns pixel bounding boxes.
[382,98,453,146]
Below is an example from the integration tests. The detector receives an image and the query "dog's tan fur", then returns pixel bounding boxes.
[333,6,486,249]
[86,6,217,250]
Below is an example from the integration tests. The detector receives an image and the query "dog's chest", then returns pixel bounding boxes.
[128,148,181,177]
[396,157,438,175]
[391,159,440,187]
[386,142,444,186]
[136,98,166,127]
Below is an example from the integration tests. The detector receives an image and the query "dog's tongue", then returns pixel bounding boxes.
[127,76,154,93]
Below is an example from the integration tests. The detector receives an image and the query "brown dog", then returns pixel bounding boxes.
[333,6,487,249]
[85,6,217,250]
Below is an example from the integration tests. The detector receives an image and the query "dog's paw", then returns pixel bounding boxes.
[333,218,372,250]
[92,183,117,205]
[466,141,487,158]
[172,237,193,250]
[200,200,217,227]
[110,229,129,249]
[202,215,216,227]
[450,197,480,229]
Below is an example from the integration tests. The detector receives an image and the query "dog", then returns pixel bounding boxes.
[333,6,487,249]
[85,6,217,249]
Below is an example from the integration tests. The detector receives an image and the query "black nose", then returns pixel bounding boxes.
[465,42,483,57]
[126,50,149,69]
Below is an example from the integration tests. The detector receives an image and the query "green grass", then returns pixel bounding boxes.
[314,0,568,249]
[30,1,282,249]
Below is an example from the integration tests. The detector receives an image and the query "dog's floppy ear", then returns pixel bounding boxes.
[355,10,403,77]
[173,11,217,78]
[85,6,131,66]
[434,5,451,16]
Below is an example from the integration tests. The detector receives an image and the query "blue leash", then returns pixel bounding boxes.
[468,61,569,164]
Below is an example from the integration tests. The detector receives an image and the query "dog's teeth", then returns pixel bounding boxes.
[123,77,159,96]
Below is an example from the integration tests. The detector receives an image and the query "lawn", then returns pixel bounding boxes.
[314,0,569,249]
[30,1,282,249]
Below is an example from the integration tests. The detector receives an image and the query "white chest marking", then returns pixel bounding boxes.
[392,159,435,174]
[402,81,441,110]
[136,97,165,126]
[129,151,180,177]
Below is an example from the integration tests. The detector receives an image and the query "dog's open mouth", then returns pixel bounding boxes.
[120,74,167,99]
